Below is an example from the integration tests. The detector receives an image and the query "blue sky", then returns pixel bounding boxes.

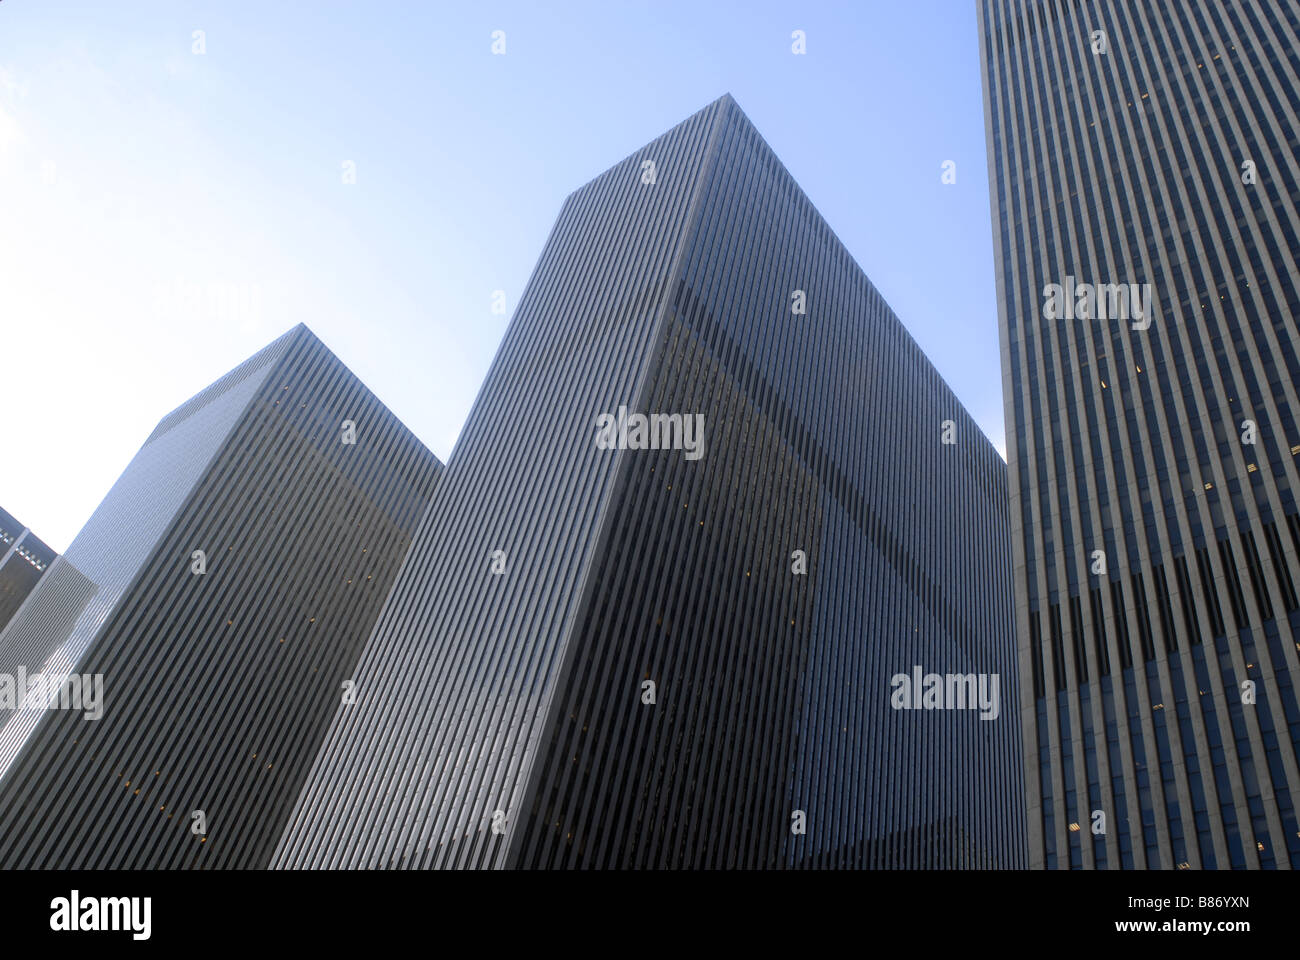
[1,0,1002,552]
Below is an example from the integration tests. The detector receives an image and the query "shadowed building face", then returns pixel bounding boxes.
[274,95,1025,870]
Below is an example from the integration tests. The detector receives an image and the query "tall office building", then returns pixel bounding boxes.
[978,0,1300,868]
[0,508,57,635]
[275,94,1025,869]
[0,324,442,867]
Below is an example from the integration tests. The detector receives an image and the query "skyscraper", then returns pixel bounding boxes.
[0,324,442,867]
[276,94,1025,869]
[0,508,57,636]
[978,0,1300,868]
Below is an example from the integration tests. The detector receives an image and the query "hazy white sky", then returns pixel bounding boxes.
[2,0,1006,552]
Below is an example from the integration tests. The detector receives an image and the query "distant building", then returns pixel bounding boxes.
[0,507,57,635]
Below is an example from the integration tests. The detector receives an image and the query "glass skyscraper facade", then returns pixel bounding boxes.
[275,95,1026,869]
[0,325,442,867]
[979,0,1300,868]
